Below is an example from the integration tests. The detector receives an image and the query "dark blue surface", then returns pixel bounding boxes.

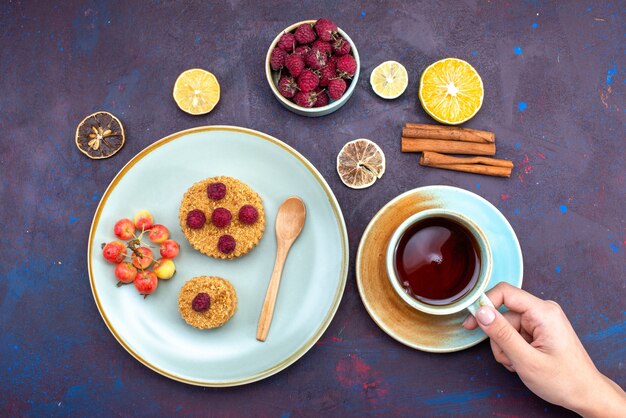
[1,1,623,416]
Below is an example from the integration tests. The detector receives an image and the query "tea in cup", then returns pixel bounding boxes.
[386,209,494,316]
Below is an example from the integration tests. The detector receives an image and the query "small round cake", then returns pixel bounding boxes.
[179,176,265,259]
[178,276,238,329]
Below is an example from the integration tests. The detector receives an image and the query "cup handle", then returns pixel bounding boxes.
[467,292,495,317]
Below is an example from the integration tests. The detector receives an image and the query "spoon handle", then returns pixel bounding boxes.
[256,243,290,342]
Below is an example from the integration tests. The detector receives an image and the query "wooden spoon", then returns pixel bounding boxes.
[256,196,306,342]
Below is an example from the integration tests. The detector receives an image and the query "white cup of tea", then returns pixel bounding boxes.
[386,209,494,316]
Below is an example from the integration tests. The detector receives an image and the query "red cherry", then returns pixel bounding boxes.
[148,224,170,244]
[102,241,127,264]
[115,262,137,283]
[134,270,158,296]
[131,246,153,270]
[113,218,135,240]
[160,240,180,259]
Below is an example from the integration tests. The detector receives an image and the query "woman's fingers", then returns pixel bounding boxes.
[463,307,524,332]
[502,310,521,331]
[462,314,478,329]
[484,282,544,313]
[491,339,513,368]
[462,283,542,330]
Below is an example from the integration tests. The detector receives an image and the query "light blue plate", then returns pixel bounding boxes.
[357,185,523,352]
[88,126,348,385]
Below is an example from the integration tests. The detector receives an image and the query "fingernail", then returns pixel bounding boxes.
[476,306,496,326]
[461,316,471,327]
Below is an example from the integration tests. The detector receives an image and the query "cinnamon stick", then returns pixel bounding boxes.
[403,123,495,143]
[419,152,512,177]
[401,138,496,156]
[421,152,513,168]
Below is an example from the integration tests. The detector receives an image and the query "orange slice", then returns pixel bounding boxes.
[419,58,483,125]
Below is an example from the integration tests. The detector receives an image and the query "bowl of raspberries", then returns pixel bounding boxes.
[266,18,360,117]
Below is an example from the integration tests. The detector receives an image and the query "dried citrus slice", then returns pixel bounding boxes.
[75,111,125,159]
[173,68,220,115]
[370,61,408,99]
[337,139,385,189]
[419,58,483,125]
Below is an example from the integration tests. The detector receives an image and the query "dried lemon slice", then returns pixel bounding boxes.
[173,68,220,115]
[337,139,385,189]
[370,61,408,99]
[419,58,483,125]
[75,111,125,159]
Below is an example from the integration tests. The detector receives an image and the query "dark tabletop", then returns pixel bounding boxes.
[1,1,624,416]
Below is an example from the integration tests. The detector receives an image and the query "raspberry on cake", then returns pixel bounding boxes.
[186,209,206,229]
[217,235,236,254]
[207,182,227,200]
[211,207,232,228]
[192,292,211,312]
[179,176,265,259]
[238,205,259,224]
[178,276,237,329]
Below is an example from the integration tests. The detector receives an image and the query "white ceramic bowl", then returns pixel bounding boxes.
[265,20,360,117]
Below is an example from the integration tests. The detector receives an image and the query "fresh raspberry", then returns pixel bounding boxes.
[294,45,311,57]
[207,182,226,200]
[318,62,336,87]
[278,76,298,98]
[217,235,236,254]
[238,205,259,224]
[186,209,206,229]
[212,207,232,228]
[284,53,305,78]
[294,91,315,108]
[328,78,347,100]
[191,292,211,312]
[314,18,338,42]
[294,23,316,45]
[332,36,351,56]
[312,40,332,56]
[328,54,338,65]
[294,90,325,108]
[336,54,357,78]
[314,90,329,107]
[297,69,319,93]
[276,32,296,51]
[270,47,286,71]
[305,48,327,70]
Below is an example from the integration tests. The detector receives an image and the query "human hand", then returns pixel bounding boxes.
[462,282,626,417]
